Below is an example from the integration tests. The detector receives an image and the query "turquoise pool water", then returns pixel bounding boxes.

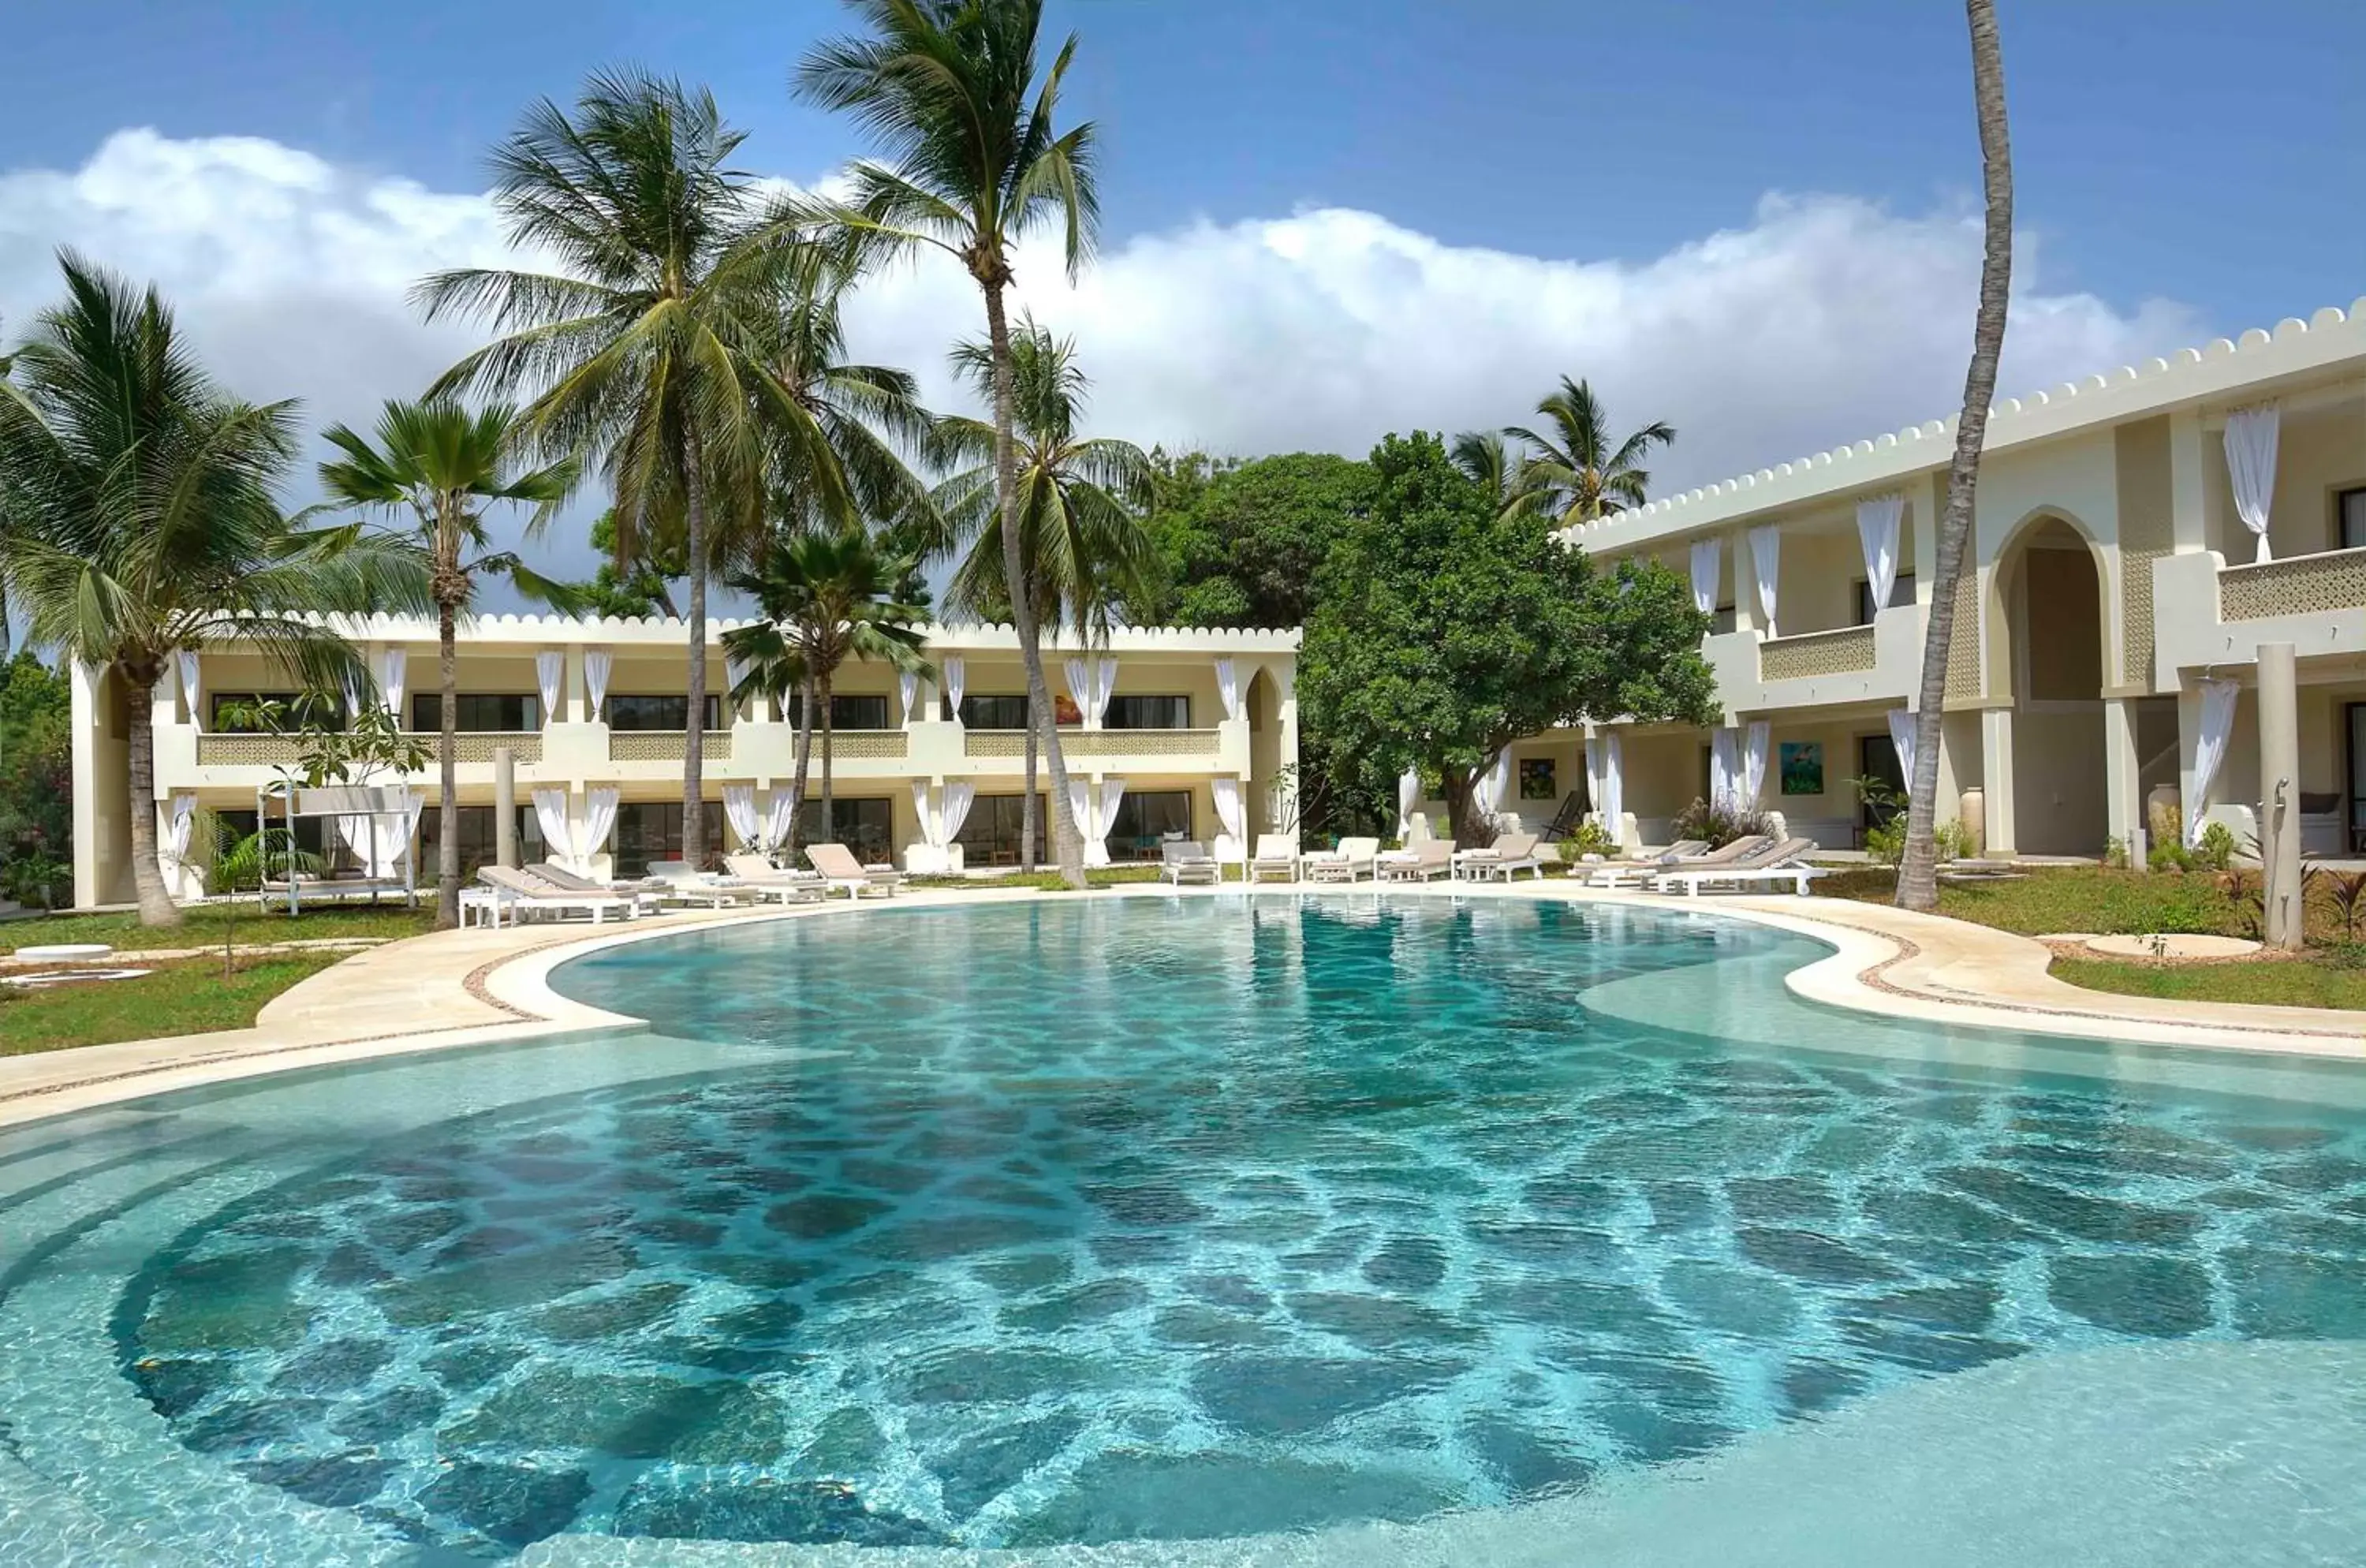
[3,897,2364,1565]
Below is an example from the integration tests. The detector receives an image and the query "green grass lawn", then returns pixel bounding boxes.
[1,902,435,956]
[1,953,349,1054]
[2049,953,2366,1013]
[907,865,1170,891]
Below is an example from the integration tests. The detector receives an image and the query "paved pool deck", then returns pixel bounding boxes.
[4,881,2360,1130]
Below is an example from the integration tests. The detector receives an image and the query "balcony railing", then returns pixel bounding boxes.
[2219,546,2366,622]
[964,727,1223,758]
[609,730,735,763]
[810,731,909,760]
[195,730,544,767]
[1758,625,1879,683]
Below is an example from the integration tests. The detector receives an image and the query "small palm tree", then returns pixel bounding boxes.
[1504,377,1675,525]
[721,525,931,856]
[313,398,581,929]
[931,318,1155,870]
[0,253,428,925]
[797,0,1101,887]
[1450,430,1546,521]
[418,70,830,868]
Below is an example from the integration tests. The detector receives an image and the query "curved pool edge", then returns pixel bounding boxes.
[7,881,2363,1136]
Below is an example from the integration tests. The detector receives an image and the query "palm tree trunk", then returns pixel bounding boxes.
[983,282,1086,889]
[1442,767,1476,849]
[1900,0,2013,913]
[819,671,836,844]
[1021,697,1039,873]
[122,666,181,927]
[786,670,815,857]
[681,424,710,869]
[436,598,461,930]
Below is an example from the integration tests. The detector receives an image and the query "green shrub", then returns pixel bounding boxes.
[2193,820,2237,872]
[1562,819,1614,857]
[1670,797,1772,850]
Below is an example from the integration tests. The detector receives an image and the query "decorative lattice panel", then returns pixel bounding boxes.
[195,734,302,767]
[820,732,909,760]
[1759,625,1877,683]
[1944,569,1982,704]
[965,728,1222,759]
[2219,550,2366,622]
[403,731,543,764]
[608,730,734,762]
[2119,547,2166,685]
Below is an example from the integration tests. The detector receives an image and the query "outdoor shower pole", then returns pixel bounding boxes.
[494,747,517,868]
[2257,642,2302,950]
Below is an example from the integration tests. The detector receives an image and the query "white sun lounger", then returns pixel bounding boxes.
[1302,836,1380,883]
[479,865,640,924]
[806,842,904,898]
[644,861,762,909]
[1653,838,1823,897]
[1159,842,1222,885]
[1454,831,1544,882]
[722,854,827,904]
[1375,839,1455,882]
[1582,838,1714,888]
[1248,835,1301,883]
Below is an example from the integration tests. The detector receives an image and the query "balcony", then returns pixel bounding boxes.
[195,730,543,767]
[2219,546,2366,622]
[963,728,1223,759]
[607,730,735,763]
[1758,625,1879,683]
[808,731,909,760]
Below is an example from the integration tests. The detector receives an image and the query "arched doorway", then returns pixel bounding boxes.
[1245,667,1284,832]
[1998,515,2107,854]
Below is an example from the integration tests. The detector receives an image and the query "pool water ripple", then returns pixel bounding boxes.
[14,898,2366,1559]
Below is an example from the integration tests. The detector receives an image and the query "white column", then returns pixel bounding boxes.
[2168,408,2210,554]
[2103,697,2140,861]
[2258,644,2301,948]
[1980,707,2016,854]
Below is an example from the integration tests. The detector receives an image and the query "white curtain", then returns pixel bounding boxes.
[898,669,919,726]
[178,650,203,730]
[1215,657,1242,721]
[2224,404,2280,564]
[1856,494,1904,614]
[942,782,976,845]
[1887,708,1920,787]
[536,652,565,730]
[1748,525,1782,637]
[909,780,937,846]
[532,788,572,865]
[1093,778,1126,868]
[580,786,620,872]
[1743,720,1771,808]
[373,791,423,878]
[2188,678,2241,844]
[1472,750,1512,822]
[1097,658,1119,720]
[1063,659,1089,723]
[1397,767,1421,842]
[1066,778,1094,853]
[1603,734,1625,844]
[1584,737,1604,828]
[584,649,613,722]
[1689,537,1721,616]
[722,783,758,849]
[377,648,407,723]
[1213,775,1247,858]
[765,786,798,854]
[1710,729,1740,808]
[942,656,966,716]
[164,791,198,865]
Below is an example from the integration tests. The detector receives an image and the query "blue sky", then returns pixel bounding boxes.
[7,0,2357,329]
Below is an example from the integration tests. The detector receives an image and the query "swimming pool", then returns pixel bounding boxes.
[2,897,2363,1564]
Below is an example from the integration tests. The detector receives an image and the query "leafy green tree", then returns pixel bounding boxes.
[1136,452,1375,629]
[420,71,835,868]
[1504,376,1675,525]
[0,253,427,925]
[313,397,581,929]
[721,526,931,855]
[0,650,71,908]
[798,0,1101,887]
[1300,432,1716,845]
[568,510,685,619]
[931,318,1155,870]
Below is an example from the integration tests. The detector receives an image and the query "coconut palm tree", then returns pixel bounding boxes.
[721,525,931,855]
[931,317,1155,871]
[1899,0,2014,913]
[416,70,836,869]
[312,398,581,930]
[0,253,428,925]
[1504,377,1675,525]
[1450,430,1546,521]
[797,0,1102,887]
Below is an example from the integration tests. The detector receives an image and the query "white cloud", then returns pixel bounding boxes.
[2,129,2204,590]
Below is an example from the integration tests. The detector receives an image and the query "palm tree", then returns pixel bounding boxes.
[1450,430,1545,521]
[931,317,1155,871]
[0,253,427,925]
[1899,0,2014,913]
[797,0,1102,887]
[417,70,831,869]
[312,398,580,930]
[1504,377,1675,525]
[721,525,931,855]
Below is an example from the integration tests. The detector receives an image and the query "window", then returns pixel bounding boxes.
[418,805,546,878]
[409,693,541,732]
[605,694,722,732]
[1712,601,1737,635]
[799,797,894,864]
[2341,487,2366,551]
[611,801,726,875]
[954,793,1048,865]
[212,693,346,731]
[785,693,891,730]
[959,694,1029,729]
[1104,790,1193,859]
[1106,695,1191,730]
[1854,573,1916,625]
